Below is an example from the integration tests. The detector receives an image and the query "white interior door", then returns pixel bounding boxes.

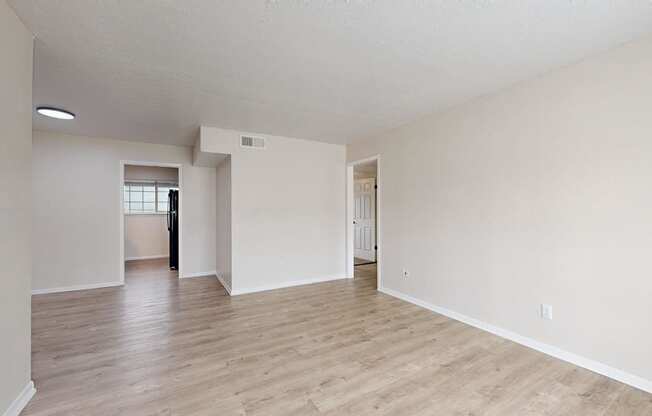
[354,178,376,262]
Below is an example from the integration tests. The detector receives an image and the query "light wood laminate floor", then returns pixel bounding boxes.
[25,259,651,415]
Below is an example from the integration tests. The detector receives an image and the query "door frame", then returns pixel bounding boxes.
[119,160,183,284]
[346,155,381,288]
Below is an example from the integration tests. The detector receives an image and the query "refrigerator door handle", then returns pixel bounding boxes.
[167,190,172,231]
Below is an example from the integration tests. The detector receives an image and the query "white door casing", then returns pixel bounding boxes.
[354,178,376,261]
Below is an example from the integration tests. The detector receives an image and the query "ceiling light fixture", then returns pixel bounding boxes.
[36,107,75,120]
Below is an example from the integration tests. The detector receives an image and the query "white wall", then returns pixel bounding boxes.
[124,165,178,182]
[32,131,216,291]
[215,156,232,292]
[125,215,169,260]
[347,35,652,388]
[198,127,346,294]
[354,161,377,180]
[0,0,34,413]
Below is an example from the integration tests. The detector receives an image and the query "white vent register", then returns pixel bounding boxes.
[240,135,266,149]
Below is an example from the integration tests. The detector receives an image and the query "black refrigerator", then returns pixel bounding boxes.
[167,189,179,270]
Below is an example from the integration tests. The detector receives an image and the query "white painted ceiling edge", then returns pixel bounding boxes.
[10,1,652,147]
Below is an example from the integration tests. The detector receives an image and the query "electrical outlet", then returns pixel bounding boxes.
[540,304,553,320]
[402,269,409,278]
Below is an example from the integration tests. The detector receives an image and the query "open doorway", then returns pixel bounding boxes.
[120,162,181,284]
[348,157,379,289]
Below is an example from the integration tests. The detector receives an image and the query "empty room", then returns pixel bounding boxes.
[2,1,652,415]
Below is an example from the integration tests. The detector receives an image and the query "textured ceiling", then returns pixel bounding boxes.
[10,1,652,146]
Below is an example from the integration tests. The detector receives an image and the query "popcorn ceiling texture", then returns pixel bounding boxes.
[9,0,652,146]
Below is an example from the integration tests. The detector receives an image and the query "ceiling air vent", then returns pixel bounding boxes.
[240,135,266,149]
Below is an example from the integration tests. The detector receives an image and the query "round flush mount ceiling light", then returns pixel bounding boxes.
[36,107,75,120]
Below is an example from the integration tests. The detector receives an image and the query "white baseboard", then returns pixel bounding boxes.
[125,254,168,261]
[217,273,232,295]
[32,281,123,295]
[2,380,35,416]
[231,274,346,296]
[181,270,216,279]
[378,286,652,394]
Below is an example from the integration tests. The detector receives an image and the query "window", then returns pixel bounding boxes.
[124,181,177,214]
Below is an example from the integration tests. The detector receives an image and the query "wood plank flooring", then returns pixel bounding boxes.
[354,257,376,266]
[24,259,651,415]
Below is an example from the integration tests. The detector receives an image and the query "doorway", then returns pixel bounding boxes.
[347,156,380,288]
[119,161,182,284]
[354,176,376,266]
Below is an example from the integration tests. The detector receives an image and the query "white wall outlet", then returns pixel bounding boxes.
[540,304,553,320]
[402,269,409,278]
